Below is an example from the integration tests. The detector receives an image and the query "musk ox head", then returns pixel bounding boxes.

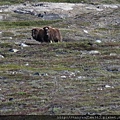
[31,28,39,40]
[43,26,51,42]
[43,26,62,42]
[43,26,52,36]
[31,28,45,42]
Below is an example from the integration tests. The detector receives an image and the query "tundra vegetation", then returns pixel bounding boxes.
[0,0,120,115]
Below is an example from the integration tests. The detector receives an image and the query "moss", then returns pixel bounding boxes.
[0,20,62,28]
[17,92,27,95]
[2,32,14,37]
[101,0,115,4]
[0,64,33,72]
[116,0,120,3]
[0,43,12,48]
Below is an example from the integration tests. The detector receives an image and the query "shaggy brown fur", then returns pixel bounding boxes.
[31,28,44,42]
[43,26,62,43]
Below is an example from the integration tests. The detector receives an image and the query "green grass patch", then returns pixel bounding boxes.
[1,32,14,37]
[16,92,27,95]
[0,64,27,71]
[0,42,12,48]
[101,0,115,4]
[97,28,109,31]
[116,0,120,3]
[0,20,62,28]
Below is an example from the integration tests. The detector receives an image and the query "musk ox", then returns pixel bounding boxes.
[43,26,62,43]
[31,28,44,42]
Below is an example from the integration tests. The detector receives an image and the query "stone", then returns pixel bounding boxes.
[9,37,12,39]
[105,85,114,88]
[20,43,29,47]
[33,72,40,76]
[9,98,14,101]
[61,76,67,79]
[25,63,29,66]
[97,88,103,90]
[43,13,62,20]
[95,40,102,43]
[107,65,120,72]
[0,54,4,58]
[9,49,19,53]
[110,53,117,56]
[77,76,86,79]
[83,30,88,33]
[14,8,33,14]
[89,50,101,55]
[41,73,48,76]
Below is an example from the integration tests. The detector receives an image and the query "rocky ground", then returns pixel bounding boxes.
[0,1,120,115]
